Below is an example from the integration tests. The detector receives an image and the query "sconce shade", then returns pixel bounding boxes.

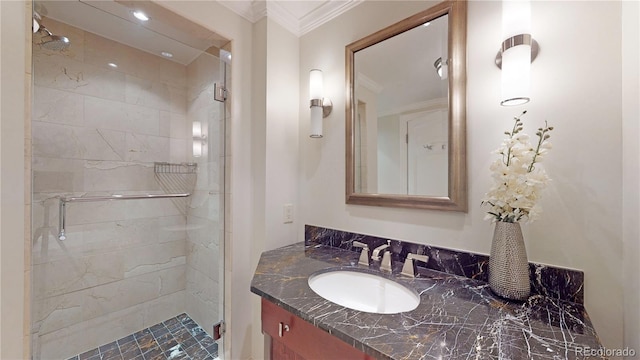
[309,69,331,138]
[309,69,323,100]
[193,139,202,157]
[192,121,206,157]
[310,106,323,138]
[500,0,532,106]
[501,43,531,106]
[192,121,202,138]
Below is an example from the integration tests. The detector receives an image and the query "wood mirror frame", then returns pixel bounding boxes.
[345,0,467,211]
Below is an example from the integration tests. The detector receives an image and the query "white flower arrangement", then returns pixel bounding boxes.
[482,111,553,223]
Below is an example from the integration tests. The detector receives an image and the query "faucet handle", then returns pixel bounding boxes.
[352,241,370,266]
[380,250,392,273]
[401,253,429,278]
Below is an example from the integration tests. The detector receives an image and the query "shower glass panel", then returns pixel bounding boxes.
[30,2,228,359]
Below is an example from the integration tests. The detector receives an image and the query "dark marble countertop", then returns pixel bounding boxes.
[250,242,604,360]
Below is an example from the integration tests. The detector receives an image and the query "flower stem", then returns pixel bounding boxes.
[505,111,526,166]
[528,120,552,172]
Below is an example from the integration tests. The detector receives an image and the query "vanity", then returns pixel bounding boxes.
[250,226,604,360]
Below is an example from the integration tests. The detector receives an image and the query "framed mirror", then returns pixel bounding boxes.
[345,0,467,211]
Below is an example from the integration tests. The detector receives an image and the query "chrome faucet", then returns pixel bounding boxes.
[352,241,370,266]
[401,253,430,278]
[372,241,392,273]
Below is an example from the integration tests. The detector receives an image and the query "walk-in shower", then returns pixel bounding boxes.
[30,1,229,359]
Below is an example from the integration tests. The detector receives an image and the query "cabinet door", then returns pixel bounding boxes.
[261,298,374,360]
[271,337,306,360]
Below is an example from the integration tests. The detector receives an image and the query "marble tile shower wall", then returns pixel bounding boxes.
[32,19,190,359]
[185,51,224,337]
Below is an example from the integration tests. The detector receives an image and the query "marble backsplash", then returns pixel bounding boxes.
[305,224,584,305]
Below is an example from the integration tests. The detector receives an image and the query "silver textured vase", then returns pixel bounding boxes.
[488,221,531,301]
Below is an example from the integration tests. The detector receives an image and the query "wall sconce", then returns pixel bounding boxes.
[495,0,539,106]
[434,57,448,80]
[192,121,207,157]
[309,69,332,138]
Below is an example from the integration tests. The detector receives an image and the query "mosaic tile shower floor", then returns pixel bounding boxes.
[66,313,219,360]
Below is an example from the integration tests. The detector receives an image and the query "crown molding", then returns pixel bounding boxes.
[216,0,362,37]
[378,98,448,118]
[299,0,363,36]
[265,1,301,35]
[252,1,268,20]
[217,1,256,23]
[356,72,384,94]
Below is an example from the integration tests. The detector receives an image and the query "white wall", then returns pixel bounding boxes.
[299,0,630,352]
[0,1,27,358]
[264,19,300,254]
[355,85,379,193]
[251,18,267,310]
[378,114,401,194]
[622,0,640,355]
[249,17,269,360]
[250,17,301,359]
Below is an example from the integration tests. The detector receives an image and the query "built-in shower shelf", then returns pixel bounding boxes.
[57,192,191,241]
[154,162,198,174]
[153,162,198,217]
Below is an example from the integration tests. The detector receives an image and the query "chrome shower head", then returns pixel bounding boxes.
[37,25,70,51]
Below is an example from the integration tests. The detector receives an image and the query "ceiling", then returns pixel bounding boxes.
[35,0,362,65]
[36,0,230,65]
[356,14,448,116]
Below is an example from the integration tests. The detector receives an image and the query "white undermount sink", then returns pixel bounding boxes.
[308,270,420,314]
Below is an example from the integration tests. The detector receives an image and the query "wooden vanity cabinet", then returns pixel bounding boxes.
[261,298,375,360]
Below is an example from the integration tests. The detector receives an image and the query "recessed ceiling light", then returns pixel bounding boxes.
[423,22,431,27]
[160,51,173,58]
[132,11,149,21]
[107,62,118,68]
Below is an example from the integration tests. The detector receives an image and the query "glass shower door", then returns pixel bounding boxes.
[184,48,230,360]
